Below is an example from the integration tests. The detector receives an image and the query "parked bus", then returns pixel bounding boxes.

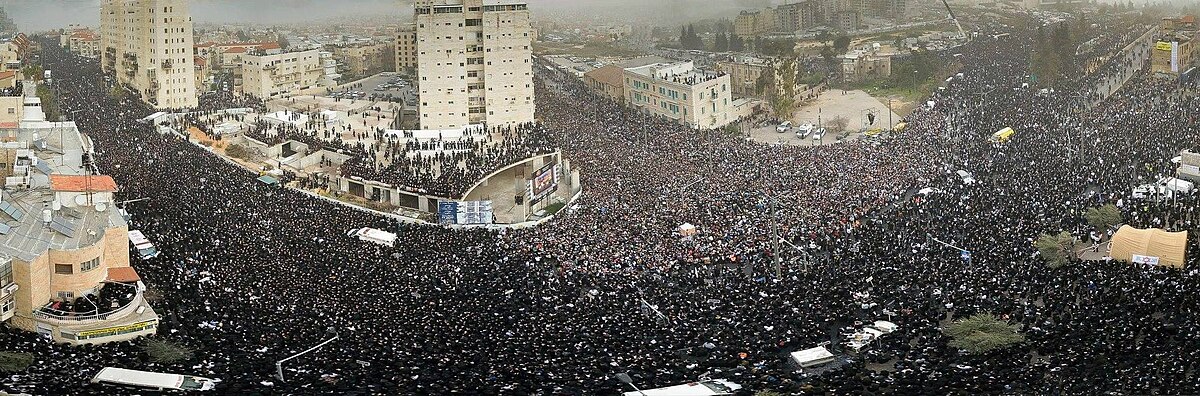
[90,367,218,392]
[346,227,397,247]
[127,230,160,260]
[623,379,741,396]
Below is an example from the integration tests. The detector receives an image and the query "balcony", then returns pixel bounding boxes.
[33,282,141,326]
[161,59,172,70]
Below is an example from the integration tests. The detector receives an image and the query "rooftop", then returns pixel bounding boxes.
[50,175,118,193]
[625,61,725,86]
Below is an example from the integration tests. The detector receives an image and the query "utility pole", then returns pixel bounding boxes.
[887,98,893,130]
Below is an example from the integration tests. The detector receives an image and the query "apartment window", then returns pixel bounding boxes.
[57,291,74,301]
[55,264,73,275]
[5,108,11,114]
[81,257,100,272]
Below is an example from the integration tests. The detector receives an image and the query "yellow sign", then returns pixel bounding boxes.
[77,319,158,339]
[1156,42,1173,51]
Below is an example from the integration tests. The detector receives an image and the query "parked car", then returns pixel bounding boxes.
[776,121,792,133]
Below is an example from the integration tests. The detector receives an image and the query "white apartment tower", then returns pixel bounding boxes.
[100,0,198,109]
[415,0,535,129]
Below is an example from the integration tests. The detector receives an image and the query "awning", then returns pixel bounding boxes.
[257,175,279,185]
[107,266,141,283]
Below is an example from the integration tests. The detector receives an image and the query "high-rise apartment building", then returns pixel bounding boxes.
[396,24,418,75]
[100,0,197,109]
[415,0,535,129]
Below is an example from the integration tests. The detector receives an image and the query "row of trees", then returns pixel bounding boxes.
[678,24,746,52]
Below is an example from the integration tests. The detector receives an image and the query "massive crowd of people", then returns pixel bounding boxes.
[0,10,1197,395]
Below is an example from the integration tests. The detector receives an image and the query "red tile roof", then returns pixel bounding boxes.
[50,174,119,192]
[258,42,281,50]
[223,47,247,54]
[70,30,97,41]
[107,266,141,283]
[1183,15,1196,24]
[0,71,15,80]
[194,56,207,67]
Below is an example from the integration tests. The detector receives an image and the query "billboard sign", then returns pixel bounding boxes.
[527,163,559,205]
[437,201,458,225]
[456,200,493,225]
[1156,41,1172,51]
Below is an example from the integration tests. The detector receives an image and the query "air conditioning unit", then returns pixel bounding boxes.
[2,283,18,296]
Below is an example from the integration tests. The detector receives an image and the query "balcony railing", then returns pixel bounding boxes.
[33,292,145,325]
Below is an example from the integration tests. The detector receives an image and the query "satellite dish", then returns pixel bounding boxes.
[74,195,88,206]
[95,203,107,212]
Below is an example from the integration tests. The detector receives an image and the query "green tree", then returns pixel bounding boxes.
[834,35,851,53]
[1084,204,1123,229]
[730,35,744,52]
[1035,231,1075,268]
[816,30,833,45]
[142,339,194,364]
[944,314,1026,354]
[715,33,729,52]
[277,34,291,50]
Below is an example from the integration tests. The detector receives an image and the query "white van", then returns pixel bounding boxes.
[127,230,160,260]
[795,123,816,138]
[347,227,397,247]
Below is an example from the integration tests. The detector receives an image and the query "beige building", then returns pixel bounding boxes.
[717,56,772,97]
[624,61,735,129]
[61,28,100,59]
[0,86,158,345]
[241,49,331,100]
[775,1,817,33]
[396,24,418,75]
[100,0,197,109]
[1151,16,1198,75]
[99,0,197,108]
[841,51,891,82]
[734,8,776,38]
[337,43,390,78]
[0,33,29,72]
[415,0,535,129]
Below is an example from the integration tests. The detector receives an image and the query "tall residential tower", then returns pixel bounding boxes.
[100,0,198,109]
[415,0,534,129]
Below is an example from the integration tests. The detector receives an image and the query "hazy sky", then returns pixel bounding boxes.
[0,0,789,31]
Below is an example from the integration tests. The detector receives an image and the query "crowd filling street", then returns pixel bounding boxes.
[3,12,1200,396]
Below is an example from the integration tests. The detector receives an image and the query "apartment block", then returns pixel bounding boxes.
[716,56,772,97]
[396,24,418,74]
[241,49,331,100]
[337,43,390,78]
[60,28,100,59]
[734,8,776,38]
[415,0,535,129]
[100,0,197,109]
[623,61,734,129]
[775,1,818,33]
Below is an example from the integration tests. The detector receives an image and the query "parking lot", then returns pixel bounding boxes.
[330,73,417,105]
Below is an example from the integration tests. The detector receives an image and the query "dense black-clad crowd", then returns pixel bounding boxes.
[0,12,1197,395]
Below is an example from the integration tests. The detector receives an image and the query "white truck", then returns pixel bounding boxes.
[127,230,160,260]
[346,227,397,247]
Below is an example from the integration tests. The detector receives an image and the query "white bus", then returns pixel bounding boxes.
[623,379,742,396]
[346,227,397,247]
[127,230,160,260]
[90,367,218,392]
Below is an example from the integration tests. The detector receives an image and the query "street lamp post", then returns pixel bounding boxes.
[275,327,340,382]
